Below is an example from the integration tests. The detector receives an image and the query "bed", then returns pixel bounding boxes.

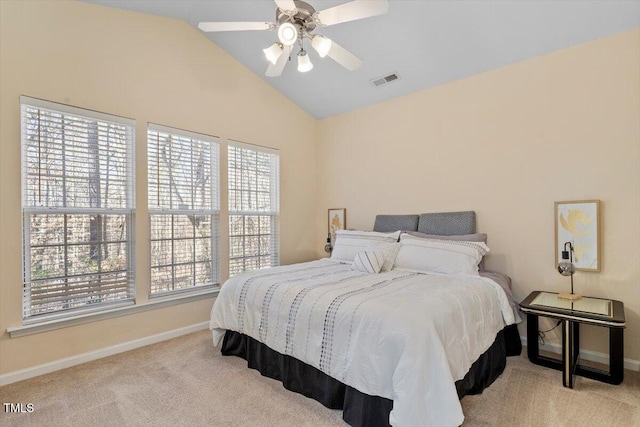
[210,211,522,426]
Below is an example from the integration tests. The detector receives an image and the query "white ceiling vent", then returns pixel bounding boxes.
[371,72,400,88]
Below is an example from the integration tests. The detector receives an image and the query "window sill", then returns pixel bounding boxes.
[7,288,219,338]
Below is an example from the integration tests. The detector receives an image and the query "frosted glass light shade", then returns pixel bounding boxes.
[297,50,313,72]
[311,35,332,58]
[278,22,298,46]
[263,43,283,65]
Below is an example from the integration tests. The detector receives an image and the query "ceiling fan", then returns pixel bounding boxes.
[198,0,389,77]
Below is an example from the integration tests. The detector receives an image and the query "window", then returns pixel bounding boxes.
[21,97,135,319]
[148,124,220,295]
[228,141,279,276]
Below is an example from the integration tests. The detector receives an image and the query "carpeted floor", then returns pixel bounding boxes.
[1,330,638,426]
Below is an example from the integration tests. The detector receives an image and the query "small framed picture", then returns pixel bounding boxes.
[328,208,346,244]
[554,200,600,272]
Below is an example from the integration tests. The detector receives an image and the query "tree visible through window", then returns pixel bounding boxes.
[148,125,219,294]
[21,97,135,319]
[228,141,279,276]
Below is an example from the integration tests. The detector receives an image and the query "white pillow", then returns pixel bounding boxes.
[367,241,400,272]
[393,234,490,277]
[331,230,400,263]
[351,248,386,274]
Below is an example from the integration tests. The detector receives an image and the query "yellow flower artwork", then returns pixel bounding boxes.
[555,201,600,271]
[328,208,346,243]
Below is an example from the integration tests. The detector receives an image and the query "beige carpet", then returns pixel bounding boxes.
[1,330,638,427]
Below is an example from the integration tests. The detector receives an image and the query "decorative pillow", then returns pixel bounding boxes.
[367,241,400,272]
[393,234,490,277]
[331,230,401,263]
[402,231,488,270]
[351,248,386,274]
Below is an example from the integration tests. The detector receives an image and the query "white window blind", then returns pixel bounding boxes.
[148,124,220,295]
[21,96,135,320]
[228,141,279,276]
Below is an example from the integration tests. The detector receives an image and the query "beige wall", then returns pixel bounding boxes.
[0,0,318,374]
[1,0,638,378]
[317,29,640,361]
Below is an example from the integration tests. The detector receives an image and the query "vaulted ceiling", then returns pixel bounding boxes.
[83,1,639,119]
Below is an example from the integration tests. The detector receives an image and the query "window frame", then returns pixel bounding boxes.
[20,96,136,322]
[147,123,220,297]
[228,140,280,276]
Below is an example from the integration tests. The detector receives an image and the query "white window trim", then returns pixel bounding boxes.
[147,123,221,295]
[228,140,280,276]
[20,96,136,128]
[228,139,279,156]
[21,96,136,321]
[8,289,218,338]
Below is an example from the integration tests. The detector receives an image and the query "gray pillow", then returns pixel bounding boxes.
[403,231,487,243]
[401,231,488,269]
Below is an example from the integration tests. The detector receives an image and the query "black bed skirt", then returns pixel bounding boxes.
[221,324,521,427]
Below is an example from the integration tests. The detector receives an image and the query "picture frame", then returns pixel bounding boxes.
[328,208,346,244]
[554,200,600,272]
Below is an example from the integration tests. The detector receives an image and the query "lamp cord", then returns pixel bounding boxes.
[538,320,562,346]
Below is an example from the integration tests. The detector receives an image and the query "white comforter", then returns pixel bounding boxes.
[210,259,515,427]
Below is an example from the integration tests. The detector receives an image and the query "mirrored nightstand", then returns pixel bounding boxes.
[520,291,626,388]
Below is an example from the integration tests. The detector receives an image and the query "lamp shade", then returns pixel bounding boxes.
[557,241,581,300]
[557,243,575,276]
[297,50,313,72]
[311,35,332,58]
[557,259,575,276]
[277,22,298,46]
[263,43,283,65]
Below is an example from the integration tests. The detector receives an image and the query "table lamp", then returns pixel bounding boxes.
[324,233,332,253]
[557,241,581,300]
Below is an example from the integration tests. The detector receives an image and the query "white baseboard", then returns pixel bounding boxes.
[520,335,640,372]
[0,321,209,386]
[2,327,637,387]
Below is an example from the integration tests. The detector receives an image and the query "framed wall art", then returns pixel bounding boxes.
[328,208,346,244]
[554,200,600,272]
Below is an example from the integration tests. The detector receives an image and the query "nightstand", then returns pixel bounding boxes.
[519,291,626,388]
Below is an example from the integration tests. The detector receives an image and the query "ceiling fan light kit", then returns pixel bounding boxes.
[198,0,389,77]
[263,42,284,65]
[311,35,332,58]
[277,22,298,46]
[297,49,313,72]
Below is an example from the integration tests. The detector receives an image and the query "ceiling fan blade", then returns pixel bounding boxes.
[274,0,297,13]
[327,42,363,71]
[316,0,389,27]
[266,46,290,77]
[198,22,274,32]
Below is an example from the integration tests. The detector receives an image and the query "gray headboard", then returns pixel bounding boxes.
[373,215,419,233]
[373,211,476,235]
